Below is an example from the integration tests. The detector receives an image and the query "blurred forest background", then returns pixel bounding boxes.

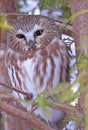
[0,0,88,130]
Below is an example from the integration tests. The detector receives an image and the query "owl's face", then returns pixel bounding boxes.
[7,15,60,53]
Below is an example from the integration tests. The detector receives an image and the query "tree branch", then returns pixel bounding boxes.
[0,100,51,130]
[0,83,32,100]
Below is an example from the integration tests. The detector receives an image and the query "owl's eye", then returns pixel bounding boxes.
[34,30,43,37]
[16,34,25,39]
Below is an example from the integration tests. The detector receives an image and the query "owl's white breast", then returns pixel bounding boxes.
[16,56,61,99]
[7,54,60,100]
[6,39,68,127]
[6,38,68,100]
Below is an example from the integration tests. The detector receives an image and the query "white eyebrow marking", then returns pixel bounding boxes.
[17,24,42,42]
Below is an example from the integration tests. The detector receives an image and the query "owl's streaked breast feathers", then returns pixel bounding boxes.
[6,15,69,129]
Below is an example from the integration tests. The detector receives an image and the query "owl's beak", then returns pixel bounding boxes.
[28,40,35,49]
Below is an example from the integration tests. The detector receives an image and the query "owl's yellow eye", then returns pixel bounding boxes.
[34,30,43,37]
[16,34,25,39]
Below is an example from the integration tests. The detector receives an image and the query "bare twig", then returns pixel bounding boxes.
[0,100,51,130]
[0,82,72,114]
[0,83,32,100]
[0,95,14,103]
[47,100,74,113]
[46,83,70,99]
[53,18,73,36]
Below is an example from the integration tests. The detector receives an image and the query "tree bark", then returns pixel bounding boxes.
[0,0,16,13]
[0,0,16,47]
[70,0,88,57]
[70,0,88,129]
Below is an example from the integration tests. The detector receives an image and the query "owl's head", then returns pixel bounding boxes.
[7,15,61,53]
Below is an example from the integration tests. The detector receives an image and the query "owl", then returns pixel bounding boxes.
[6,15,69,129]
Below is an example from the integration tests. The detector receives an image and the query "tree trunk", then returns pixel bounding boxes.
[70,0,88,129]
[70,0,88,57]
[0,0,16,13]
[0,0,16,43]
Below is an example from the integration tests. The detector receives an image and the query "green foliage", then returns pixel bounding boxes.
[0,13,11,31]
[59,9,88,35]
[39,0,69,10]
[16,0,21,13]
[78,53,88,70]
[35,94,51,118]
[39,0,59,10]
[32,47,88,127]
[84,117,88,129]
[39,0,71,18]
[67,9,88,24]
[60,7,71,19]
[33,82,76,119]
[0,113,5,130]
[16,0,27,13]
[42,82,69,96]
[36,94,47,108]
[16,0,71,19]
[77,52,88,129]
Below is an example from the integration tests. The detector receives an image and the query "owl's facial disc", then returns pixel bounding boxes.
[16,29,44,51]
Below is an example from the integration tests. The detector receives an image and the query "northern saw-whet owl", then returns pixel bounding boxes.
[6,15,69,129]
